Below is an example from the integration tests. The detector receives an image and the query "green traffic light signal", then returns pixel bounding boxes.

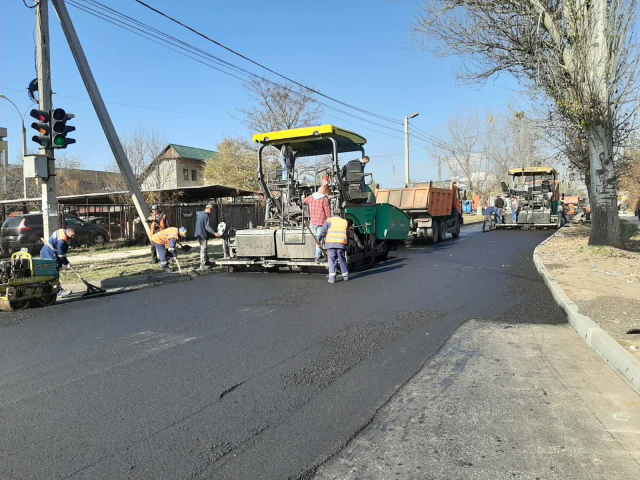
[50,108,76,149]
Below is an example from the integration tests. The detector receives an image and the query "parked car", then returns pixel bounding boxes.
[0,213,110,256]
[87,216,124,239]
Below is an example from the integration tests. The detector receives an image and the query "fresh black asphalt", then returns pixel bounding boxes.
[0,224,566,479]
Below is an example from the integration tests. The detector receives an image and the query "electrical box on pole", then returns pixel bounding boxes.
[23,155,51,179]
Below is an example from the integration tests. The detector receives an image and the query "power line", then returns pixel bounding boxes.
[131,0,401,125]
[65,0,419,139]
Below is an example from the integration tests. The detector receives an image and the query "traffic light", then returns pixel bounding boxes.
[29,109,51,147]
[51,108,76,148]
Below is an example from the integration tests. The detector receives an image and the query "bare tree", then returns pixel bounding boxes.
[414,0,640,246]
[433,110,549,212]
[238,78,323,134]
[106,128,166,192]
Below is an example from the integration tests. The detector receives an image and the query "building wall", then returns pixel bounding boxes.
[176,158,205,188]
[141,159,177,190]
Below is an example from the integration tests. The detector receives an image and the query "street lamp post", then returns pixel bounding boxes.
[404,112,419,186]
[0,94,35,200]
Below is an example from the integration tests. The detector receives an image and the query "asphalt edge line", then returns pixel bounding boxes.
[533,228,640,394]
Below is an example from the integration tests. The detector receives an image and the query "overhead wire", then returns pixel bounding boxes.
[65,0,417,140]
[130,0,402,124]
[64,0,509,158]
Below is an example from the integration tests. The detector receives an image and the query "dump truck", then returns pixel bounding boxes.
[375,181,463,244]
[216,125,411,272]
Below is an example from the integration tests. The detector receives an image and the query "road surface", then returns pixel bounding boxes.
[0,224,564,479]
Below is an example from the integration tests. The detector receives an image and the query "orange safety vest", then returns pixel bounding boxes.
[326,217,348,245]
[150,213,168,235]
[152,227,179,246]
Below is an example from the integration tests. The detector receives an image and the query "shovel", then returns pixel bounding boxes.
[69,265,107,296]
[178,242,192,252]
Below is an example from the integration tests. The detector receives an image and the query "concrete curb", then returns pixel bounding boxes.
[62,267,224,294]
[533,228,640,394]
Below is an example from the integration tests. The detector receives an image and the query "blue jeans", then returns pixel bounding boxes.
[310,224,323,260]
[328,248,348,278]
[512,210,518,224]
[496,208,503,224]
[154,244,174,268]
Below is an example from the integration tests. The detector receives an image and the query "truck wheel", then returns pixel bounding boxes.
[452,220,461,238]
[437,219,447,242]
[426,222,439,245]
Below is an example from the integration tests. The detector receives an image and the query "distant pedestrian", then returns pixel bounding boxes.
[152,226,186,272]
[318,213,349,283]
[194,204,221,270]
[147,205,169,264]
[511,197,519,224]
[622,200,628,214]
[303,189,332,264]
[494,195,505,225]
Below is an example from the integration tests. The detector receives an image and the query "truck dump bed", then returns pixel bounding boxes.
[376,181,456,217]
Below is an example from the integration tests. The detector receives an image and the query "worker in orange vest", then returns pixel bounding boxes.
[148,205,169,264]
[152,226,186,272]
[318,213,349,283]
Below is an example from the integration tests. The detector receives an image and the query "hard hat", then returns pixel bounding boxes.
[151,204,159,210]
[179,227,187,236]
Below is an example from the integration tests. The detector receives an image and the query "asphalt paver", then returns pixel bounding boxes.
[0,225,564,479]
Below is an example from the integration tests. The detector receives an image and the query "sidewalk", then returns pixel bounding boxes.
[536,214,640,362]
[314,321,640,479]
[68,239,223,265]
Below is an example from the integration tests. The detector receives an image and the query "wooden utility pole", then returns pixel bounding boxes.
[36,0,58,239]
[51,0,151,238]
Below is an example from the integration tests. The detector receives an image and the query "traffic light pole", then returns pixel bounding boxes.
[36,0,58,240]
[51,0,151,238]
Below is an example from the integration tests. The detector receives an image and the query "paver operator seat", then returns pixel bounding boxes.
[342,160,369,203]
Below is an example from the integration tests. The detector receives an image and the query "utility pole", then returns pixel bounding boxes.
[392,163,396,189]
[0,127,7,196]
[36,0,58,238]
[51,0,151,237]
[404,112,418,186]
[437,156,442,181]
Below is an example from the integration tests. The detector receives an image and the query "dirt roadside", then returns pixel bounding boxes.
[536,214,640,360]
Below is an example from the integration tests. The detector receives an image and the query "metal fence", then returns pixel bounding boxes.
[58,201,264,243]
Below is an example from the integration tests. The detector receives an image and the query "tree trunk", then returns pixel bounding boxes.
[586,123,621,247]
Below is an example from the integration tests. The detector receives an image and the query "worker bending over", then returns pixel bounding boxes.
[40,227,76,297]
[148,204,169,264]
[152,226,186,272]
[318,213,349,283]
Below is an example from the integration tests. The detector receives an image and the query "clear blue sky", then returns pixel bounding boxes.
[1,0,521,188]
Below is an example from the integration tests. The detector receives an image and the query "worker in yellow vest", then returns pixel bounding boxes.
[318,214,349,283]
[152,226,186,272]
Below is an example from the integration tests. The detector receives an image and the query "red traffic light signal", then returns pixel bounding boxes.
[29,109,52,147]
